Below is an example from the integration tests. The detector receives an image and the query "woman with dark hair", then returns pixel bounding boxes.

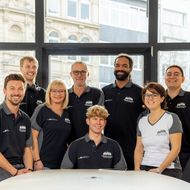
[134,82,183,179]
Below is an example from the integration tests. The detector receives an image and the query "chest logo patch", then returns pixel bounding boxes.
[85,101,93,107]
[102,151,112,159]
[65,118,71,124]
[157,129,167,136]
[176,102,186,109]
[124,96,134,103]
[19,125,26,133]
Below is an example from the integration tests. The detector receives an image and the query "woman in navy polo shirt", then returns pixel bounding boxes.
[31,80,71,170]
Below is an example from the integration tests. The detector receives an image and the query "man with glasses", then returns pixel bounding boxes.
[68,61,104,141]
[19,56,46,117]
[102,53,143,170]
[165,65,190,173]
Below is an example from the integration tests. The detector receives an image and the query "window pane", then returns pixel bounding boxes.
[158,51,190,89]
[45,0,148,43]
[0,51,35,102]
[0,0,35,42]
[49,55,144,88]
[46,0,61,16]
[158,0,190,42]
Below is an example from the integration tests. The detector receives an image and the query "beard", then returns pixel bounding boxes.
[114,70,130,81]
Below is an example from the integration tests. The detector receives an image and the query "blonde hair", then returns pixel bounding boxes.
[45,80,69,109]
[20,56,38,68]
[86,105,109,120]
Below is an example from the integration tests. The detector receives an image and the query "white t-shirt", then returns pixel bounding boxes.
[137,111,183,169]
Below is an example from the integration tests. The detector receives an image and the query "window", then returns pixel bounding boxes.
[80,0,90,20]
[48,31,60,42]
[46,0,61,16]
[68,0,77,18]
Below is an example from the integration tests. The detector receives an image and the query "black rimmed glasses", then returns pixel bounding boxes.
[72,70,87,76]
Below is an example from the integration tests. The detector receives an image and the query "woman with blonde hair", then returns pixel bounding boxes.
[31,80,71,170]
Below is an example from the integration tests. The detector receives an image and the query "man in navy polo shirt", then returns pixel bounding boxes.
[0,73,33,181]
[19,56,45,117]
[165,65,190,172]
[68,61,104,141]
[102,53,143,170]
[61,105,126,170]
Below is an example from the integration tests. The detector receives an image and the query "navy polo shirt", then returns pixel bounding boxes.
[20,83,45,117]
[102,81,143,155]
[61,134,127,170]
[166,89,190,153]
[31,104,71,169]
[0,102,32,165]
[68,86,104,141]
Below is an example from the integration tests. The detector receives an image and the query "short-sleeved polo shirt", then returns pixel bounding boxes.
[0,102,32,165]
[166,89,190,153]
[61,134,127,170]
[68,86,104,140]
[102,81,143,154]
[31,104,71,169]
[137,111,183,169]
[20,83,45,117]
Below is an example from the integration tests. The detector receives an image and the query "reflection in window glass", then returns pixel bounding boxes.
[158,51,190,90]
[158,0,190,42]
[49,55,144,88]
[0,0,35,42]
[0,51,35,102]
[45,0,148,43]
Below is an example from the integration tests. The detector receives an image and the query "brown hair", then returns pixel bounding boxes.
[20,56,38,67]
[142,82,166,109]
[4,73,26,89]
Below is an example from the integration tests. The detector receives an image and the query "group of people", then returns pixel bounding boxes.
[0,54,189,182]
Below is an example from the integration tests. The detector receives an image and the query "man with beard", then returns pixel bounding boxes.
[20,56,45,117]
[102,53,143,170]
[0,73,33,181]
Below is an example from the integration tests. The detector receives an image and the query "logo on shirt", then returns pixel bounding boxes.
[47,118,58,121]
[78,156,90,160]
[19,125,26,133]
[36,100,43,105]
[157,129,167,136]
[65,118,70,124]
[85,101,93,107]
[102,151,112,159]
[176,102,186,109]
[105,99,112,102]
[124,96,134,103]
[2,129,10,133]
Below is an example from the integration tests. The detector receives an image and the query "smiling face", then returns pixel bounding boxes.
[165,66,185,90]
[86,116,106,135]
[4,80,25,106]
[114,57,132,81]
[143,90,165,111]
[20,59,38,85]
[50,84,66,105]
[70,62,89,87]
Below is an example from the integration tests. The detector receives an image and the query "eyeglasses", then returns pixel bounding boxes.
[50,89,65,94]
[143,93,160,98]
[72,70,87,76]
[166,72,182,77]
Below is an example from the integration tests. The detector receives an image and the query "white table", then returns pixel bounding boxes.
[0,169,189,190]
